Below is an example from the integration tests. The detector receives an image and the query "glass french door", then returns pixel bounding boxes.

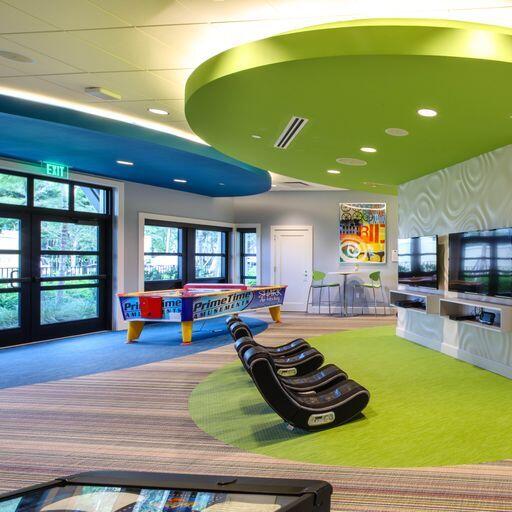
[31,214,110,342]
[0,211,111,346]
[0,212,30,344]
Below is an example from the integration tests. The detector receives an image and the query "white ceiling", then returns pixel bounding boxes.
[1,0,512,172]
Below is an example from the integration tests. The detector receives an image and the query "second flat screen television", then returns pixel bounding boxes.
[398,235,438,288]
[449,228,512,298]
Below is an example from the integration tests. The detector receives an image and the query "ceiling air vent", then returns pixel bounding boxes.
[274,116,308,149]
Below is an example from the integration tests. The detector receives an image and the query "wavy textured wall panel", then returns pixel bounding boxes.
[399,145,512,238]
[398,144,512,378]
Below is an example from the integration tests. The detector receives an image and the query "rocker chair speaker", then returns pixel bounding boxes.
[243,346,370,431]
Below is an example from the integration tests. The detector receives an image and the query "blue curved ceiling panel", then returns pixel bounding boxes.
[0,96,271,197]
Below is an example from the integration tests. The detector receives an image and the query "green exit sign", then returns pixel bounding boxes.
[42,161,69,179]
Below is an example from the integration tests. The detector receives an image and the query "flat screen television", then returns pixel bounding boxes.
[398,235,438,288]
[448,228,512,298]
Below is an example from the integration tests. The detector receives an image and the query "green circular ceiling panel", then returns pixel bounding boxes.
[185,19,512,194]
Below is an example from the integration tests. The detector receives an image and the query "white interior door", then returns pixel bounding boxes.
[271,226,313,311]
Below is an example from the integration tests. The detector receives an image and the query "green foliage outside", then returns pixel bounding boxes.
[144,226,226,281]
[0,293,18,330]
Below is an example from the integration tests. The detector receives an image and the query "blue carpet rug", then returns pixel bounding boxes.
[0,316,267,389]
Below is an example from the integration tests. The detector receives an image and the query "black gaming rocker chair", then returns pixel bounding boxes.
[226,315,241,329]
[235,336,323,376]
[279,364,348,393]
[243,346,370,431]
[235,337,347,392]
[229,320,310,357]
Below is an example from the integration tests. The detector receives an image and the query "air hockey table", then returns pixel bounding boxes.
[118,284,287,344]
[0,470,332,512]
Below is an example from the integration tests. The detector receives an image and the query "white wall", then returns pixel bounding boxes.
[397,144,512,378]
[123,181,235,292]
[233,190,398,302]
[121,184,398,307]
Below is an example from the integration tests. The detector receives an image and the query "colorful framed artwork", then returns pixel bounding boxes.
[339,203,386,263]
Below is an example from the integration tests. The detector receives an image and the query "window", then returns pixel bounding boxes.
[195,229,226,279]
[74,185,108,214]
[143,221,230,290]
[34,179,69,210]
[0,173,27,206]
[0,217,21,330]
[39,220,101,325]
[239,229,257,285]
[144,224,183,282]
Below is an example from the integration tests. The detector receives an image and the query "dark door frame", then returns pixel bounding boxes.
[0,169,113,346]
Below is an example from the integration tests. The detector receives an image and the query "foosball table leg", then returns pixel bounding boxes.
[269,305,282,323]
[126,321,145,343]
[181,321,193,344]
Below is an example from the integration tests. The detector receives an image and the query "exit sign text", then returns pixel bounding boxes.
[42,162,69,179]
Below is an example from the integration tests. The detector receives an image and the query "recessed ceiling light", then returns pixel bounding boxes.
[251,134,262,139]
[360,147,377,153]
[0,50,34,63]
[327,169,340,174]
[116,160,133,166]
[417,108,437,117]
[173,178,187,183]
[336,157,367,166]
[385,127,409,137]
[218,182,225,186]
[148,108,169,116]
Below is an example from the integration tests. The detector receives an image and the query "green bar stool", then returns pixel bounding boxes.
[351,270,388,316]
[306,270,341,315]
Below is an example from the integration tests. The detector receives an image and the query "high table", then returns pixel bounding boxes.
[328,269,358,316]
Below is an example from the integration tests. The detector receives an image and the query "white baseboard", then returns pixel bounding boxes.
[397,328,512,380]
[396,327,442,351]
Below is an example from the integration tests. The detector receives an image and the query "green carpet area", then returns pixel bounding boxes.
[189,326,512,468]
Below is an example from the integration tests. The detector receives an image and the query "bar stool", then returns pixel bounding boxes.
[351,271,388,315]
[306,270,341,315]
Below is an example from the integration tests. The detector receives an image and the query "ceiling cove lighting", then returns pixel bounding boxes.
[336,157,367,166]
[173,178,187,183]
[360,147,377,153]
[148,108,169,115]
[327,169,340,174]
[385,127,409,137]
[0,86,206,145]
[116,160,133,166]
[417,108,437,117]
